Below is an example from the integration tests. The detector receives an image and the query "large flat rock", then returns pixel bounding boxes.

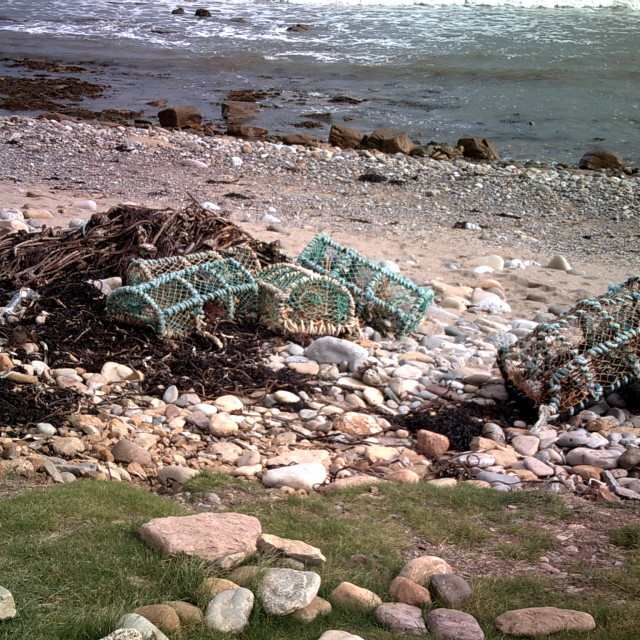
[494,607,596,636]
[139,512,261,566]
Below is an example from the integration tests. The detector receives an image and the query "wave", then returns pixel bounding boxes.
[277,0,640,8]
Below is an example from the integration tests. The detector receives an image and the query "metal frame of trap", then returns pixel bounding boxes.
[257,263,359,336]
[498,276,640,420]
[297,233,433,336]
[107,258,258,337]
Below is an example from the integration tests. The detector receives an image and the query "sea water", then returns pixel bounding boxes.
[0,0,638,164]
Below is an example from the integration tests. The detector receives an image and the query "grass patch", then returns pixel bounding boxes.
[610,525,640,549]
[0,477,638,640]
[183,470,234,493]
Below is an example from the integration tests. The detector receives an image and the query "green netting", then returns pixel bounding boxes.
[107,259,258,336]
[126,246,262,286]
[220,245,262,274]
[498,276,640,419]
[297,233,434,336]
[257,263,358,336]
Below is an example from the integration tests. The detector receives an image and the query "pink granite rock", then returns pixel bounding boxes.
[140,513,261,566]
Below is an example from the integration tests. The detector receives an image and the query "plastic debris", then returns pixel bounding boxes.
[0,287,40,320]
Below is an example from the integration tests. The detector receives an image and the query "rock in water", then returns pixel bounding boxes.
[221,101,260,124]
[328,125,366,149]
[494,607,596,636]
[457,137,499,160]
[578,149,625,171]
[257,568,321,615]
[157,106,202,129]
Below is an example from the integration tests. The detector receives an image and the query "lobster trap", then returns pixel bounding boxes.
[107,259,258,336]
[126,246,262,286]
[297,233,433,335]
[498,276,640,419]
[257,264,358,336]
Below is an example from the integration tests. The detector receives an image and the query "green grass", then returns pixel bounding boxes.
[0,476,638,640]
[610,525,640,549]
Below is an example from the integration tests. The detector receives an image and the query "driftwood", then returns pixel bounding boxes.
[0,203,285,288]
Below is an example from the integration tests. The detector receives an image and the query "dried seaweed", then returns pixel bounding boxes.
[0,203,286,289]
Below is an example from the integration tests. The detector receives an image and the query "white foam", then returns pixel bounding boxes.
[280,0,640,7]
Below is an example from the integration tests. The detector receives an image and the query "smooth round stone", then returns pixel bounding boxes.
[565,447,621,469]
[546,254,572,270]
[162,385,179,404]
[36,422,56,436]
[209,413,239,437]
[214,395,244,412]
[363,387,385,405]
[484,331,518,347]
[193,403,217,416]
[274,390,301,404]
[430,574,472,607]
[261,463,327,492]
[468,254,504,271]
[0,585,17,621]
[288,343,305,356]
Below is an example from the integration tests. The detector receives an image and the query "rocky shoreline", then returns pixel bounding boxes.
[0,110,639,506]
[0,111,639,640]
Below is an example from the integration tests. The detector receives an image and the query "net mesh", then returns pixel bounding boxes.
[126,246,262,286]
[257,263,358,336]
[107,259,258,336]
[297,233,433,335]
[498,276,640,418]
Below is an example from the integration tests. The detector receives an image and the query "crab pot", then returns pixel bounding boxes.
[126,251,222,286]
[297,233,433,335]
[498,276,640,418]
[257,263,358,336]
[108,259,258,336]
